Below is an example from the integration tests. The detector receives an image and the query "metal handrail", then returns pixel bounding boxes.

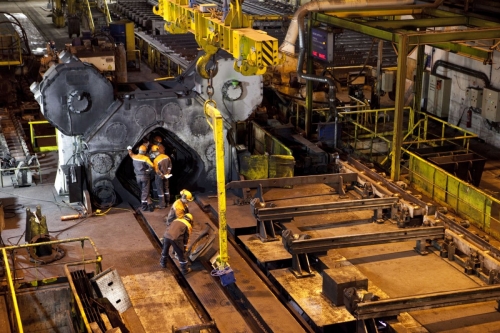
[29,120,58,153]
[1,237,102,333]
[0,159,42,188]
[1,248,23,332]
[64,258,103,333]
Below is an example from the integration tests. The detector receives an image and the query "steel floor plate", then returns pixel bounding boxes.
[145,196,307,333]
[238,234,291,264]
[270,267,356,327]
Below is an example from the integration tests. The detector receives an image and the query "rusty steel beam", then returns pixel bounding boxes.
[354,284,500,319]
[289,226,445,254]
[257,197,399,221]
[226,173,359,189]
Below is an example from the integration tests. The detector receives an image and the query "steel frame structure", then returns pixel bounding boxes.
[311,7,500,181]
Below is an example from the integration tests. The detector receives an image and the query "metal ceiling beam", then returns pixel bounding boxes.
[314,13,395,41]
[313,12,500,61]
[430,42,492,62]
[324,8,425,18]
[363,16,468,29]
[406,28,500,45]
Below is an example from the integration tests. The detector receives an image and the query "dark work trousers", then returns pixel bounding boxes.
[154,175,169,206]
[161,238,186,262]
[136,175,150,204]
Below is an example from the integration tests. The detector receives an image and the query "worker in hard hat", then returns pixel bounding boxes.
[165,189,193,225]
[127,144,154,211]
[160,213,194,274]
[152,135,162,146]
[151,144,172,209]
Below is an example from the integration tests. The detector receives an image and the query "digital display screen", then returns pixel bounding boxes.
[311,28,331,62]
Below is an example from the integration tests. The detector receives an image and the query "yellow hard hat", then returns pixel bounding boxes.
[150,144,160,153]
[180,189,193,201]
[138,145,148,154]
[184,213,193,223]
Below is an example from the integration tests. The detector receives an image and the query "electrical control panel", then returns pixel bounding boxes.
[427,74,452,118]
[311,28,333,62]
[482,87,500,122]
[468,87,483,109]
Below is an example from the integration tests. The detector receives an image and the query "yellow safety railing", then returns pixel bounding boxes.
[339,107,477,165]
[1,237,102,333]
[0,32,23,66]
[29,120,58,152]
[406,152,500,240]
[0,157,41,188]
[245,121,294,180]
[81,0,96,33]
[64,258,103,333]
[338,107,500,239]
[1,247,23,332]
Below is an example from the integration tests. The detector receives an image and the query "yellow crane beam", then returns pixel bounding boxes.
[153,0,281,76]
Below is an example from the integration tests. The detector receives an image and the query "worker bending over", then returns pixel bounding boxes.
[165,189,193,225]
[151,144,172,209]
[160,213,194,274]
[128,145,154,211]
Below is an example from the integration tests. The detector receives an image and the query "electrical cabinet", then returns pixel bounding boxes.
[468,87,483,109]
[482,87,500,122]
[427,74,451,118]
[381,71,394,92]
[311,28,333,62]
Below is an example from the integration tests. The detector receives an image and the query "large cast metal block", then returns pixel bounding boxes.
[322,265,368,306]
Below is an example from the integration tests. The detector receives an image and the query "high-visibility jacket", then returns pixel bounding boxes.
[153,153,172,176]
[131,153,153,176]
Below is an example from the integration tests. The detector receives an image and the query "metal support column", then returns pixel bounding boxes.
[305,21,314,138]
[391,34,408,181]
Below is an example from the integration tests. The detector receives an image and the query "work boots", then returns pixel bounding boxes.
[160,255,167,268]
[141,202,148,211]
[180,261,192,275]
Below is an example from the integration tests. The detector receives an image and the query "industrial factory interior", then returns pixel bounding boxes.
[2,0,500,332]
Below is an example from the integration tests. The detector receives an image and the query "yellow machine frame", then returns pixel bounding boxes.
[153,0,281,76]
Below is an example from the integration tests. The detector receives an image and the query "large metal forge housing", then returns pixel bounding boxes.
[30,51,264,206]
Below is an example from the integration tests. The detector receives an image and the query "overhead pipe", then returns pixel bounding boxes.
[281,0,444,146]
[431,59,491,87]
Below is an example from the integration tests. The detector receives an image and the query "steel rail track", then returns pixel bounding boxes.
[200,200,316,333]
[134,211,219,332]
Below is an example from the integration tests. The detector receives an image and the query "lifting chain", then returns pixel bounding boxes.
[207,68,214,104]
[204,67,217,121]
[205,55,218,108]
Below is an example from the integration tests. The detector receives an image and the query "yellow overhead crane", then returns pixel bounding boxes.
[153,0,283,280]
[153,0,282,77]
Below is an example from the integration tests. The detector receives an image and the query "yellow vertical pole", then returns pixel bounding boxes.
[391,33,408,181]
[2,248,23,333]
[204,101,229,267]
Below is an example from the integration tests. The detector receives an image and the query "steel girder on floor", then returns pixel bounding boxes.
[286,226,445,254]
[352,284,500,320]
[256,196,399,221]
